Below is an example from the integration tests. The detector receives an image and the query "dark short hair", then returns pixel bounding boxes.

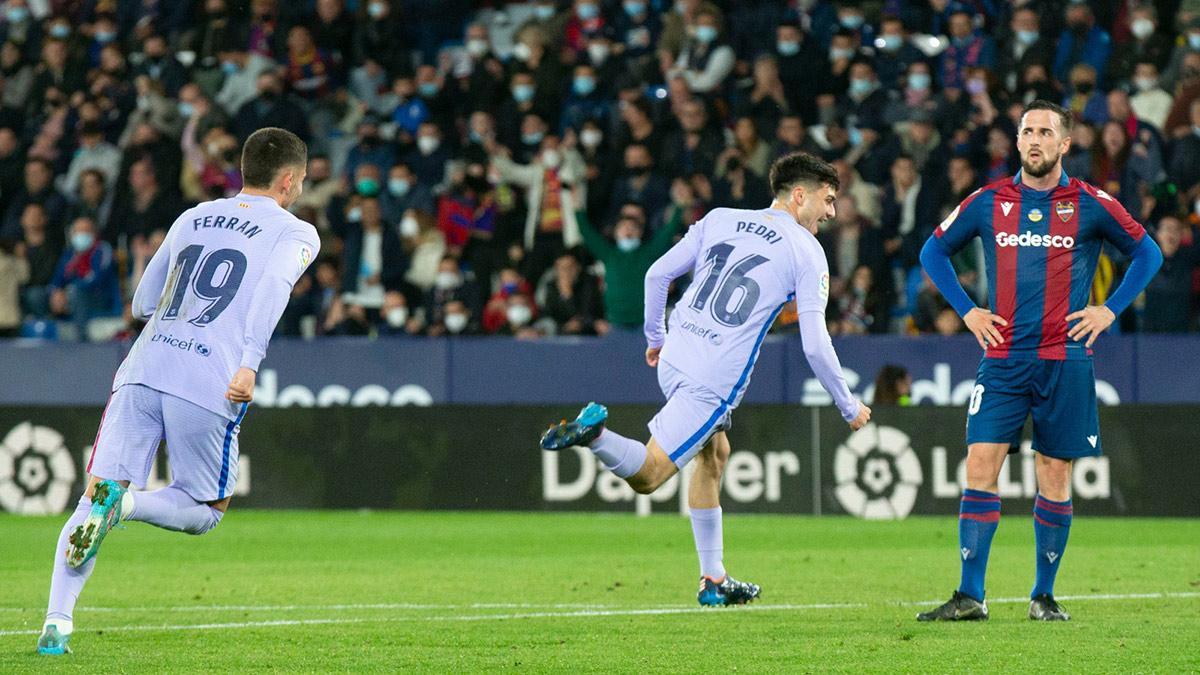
[241,127,307,189]
[769,152,840,198]
[1021,99,1074,133]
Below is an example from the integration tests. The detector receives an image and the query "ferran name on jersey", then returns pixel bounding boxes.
[1055,201,1075,222]
[192,214,262,238]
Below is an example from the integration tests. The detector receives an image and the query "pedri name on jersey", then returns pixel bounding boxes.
[736,220,784,245]
[192,214,262,239]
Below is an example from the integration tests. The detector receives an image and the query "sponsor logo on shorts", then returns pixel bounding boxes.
[996,231,1075,249]
[150,332,211,356]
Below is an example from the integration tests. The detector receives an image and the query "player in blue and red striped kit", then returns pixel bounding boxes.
[915,100,1163,622]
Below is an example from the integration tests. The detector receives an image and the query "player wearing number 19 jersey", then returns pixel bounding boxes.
[539,153,871,606]
[916,102,1162,623]
[37,128,318,655]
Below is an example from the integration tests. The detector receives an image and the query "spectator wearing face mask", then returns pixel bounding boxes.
[232,72,311,142]
[575,195,684,330]
[607,143,670,226]
[344,116,396,183]
[400,208,446,291]
[216,43,278,117]
[429,298,479,336]
[658,0,722,64]
[489,133,587,283]
[378,289,424,337]
[340,197,408,320]
[49,217,120,342]
[939,9,995,92]
[612,0,661,75]
[996,7,1054,95]
[1052,2,1113,87]
[872,15,925,92]
[561,63,610,135]
[403,122,451,187]
[494,293,541,338]
[536,249,604,336]
[381,163,434,225]
[1129,61,1173,134]
[1141,216,1198,333]
[482,267,535,333]
[1064,64,1108,127]
[1107,5,1172,87]
[667,8,734,96]
[424,255,481,330]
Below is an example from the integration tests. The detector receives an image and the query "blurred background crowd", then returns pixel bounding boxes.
[0,0,1198,342]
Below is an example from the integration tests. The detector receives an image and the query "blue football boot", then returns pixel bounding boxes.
[66,479,126,569]
[36,624,71,655]
[697,575,761,607]
[540,402,608,450]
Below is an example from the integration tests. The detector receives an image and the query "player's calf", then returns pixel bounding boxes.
[122,484,225,535]
[625,443,677,495]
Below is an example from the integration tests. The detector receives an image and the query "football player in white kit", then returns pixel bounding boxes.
[541,153,871,606]
[37,128,319,655]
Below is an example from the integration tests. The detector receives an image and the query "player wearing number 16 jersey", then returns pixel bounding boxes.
[540,153,871,606]
[37,128,318,655]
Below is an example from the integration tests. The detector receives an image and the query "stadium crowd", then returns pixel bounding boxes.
[0,0,1198,342]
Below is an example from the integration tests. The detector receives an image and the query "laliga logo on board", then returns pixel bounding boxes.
[0,422,76,515]
[833,424,923,520]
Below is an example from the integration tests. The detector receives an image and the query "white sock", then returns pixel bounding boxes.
[43,619,72,635]
[690,507,726,580]
[125,484,223,535]
[589,428,648,478]
[45,495,95,626]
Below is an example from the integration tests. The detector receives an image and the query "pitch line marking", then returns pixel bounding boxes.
[0,602,620,613]
[0,592,1196,637]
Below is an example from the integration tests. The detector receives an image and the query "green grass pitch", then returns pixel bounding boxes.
[1,512,1197,672]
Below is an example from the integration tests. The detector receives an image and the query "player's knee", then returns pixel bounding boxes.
[187,507,224,535]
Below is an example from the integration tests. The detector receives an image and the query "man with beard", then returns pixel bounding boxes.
[916,101,1162,623]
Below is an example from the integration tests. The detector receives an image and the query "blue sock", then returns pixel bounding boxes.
[1032,494,1072,598]
[957,489,1001,602]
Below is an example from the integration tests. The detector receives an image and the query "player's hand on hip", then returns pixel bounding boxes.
[1066,305,1116,348]
[645,346,661,368]
[849,401,871,431]
[963,307,1008,350]
[225,367,257,403]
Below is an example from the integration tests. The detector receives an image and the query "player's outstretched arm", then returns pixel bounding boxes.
[797,311,869,429]
[642,223,704,357]
[237,229,320,383]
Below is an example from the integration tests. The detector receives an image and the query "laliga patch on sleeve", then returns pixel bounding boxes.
[298,245,312,272]
[819,271,830,302]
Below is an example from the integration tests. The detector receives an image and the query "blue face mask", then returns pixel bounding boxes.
[777,40,800,56]
[221,60,239,75]
[1189,33,1200,50]
[50,25,71,39]
[623,1,645,16]
[178,101,195,118]
[388,178,411,197]
[71,232,95,252]
[535,5,556,20]
[573,76,596,96]
[840,15,864,30]
[847,127,863,147]
[695,26,718,43]
[879,35,902,52]
[522,131,545,146]
[95,30,116,44]
[512,84,535,103]
[908,73,931,91]
[418,82,439,98]
[616,237,640,252]
[849,78,874,97]
[1016,30,1039,46]
[6,7,29,22]
[577,3,599,20]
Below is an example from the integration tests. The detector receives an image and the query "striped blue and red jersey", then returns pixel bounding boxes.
[932,169,1147,360]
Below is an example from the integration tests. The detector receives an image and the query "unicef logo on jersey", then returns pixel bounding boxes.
[195,343,211,357]
[0,422,76,515]
[150,333,210,357]
[833,424,924,520]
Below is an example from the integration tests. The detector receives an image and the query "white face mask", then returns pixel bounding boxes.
[347,206,363,223]
[435,271,460,290]
[512,42,533,62]
[580,129,602,148]
[466,38,489,58]
[1130,18,1154,40]
[541,149,561,168]
[1134,77,1158,92]
[616,236,640,252]
[385,307,408,327]
[506,304,532,326]
[587,43,610,64]
[417,136,440,155]
[444,312,468,333]
[400,215,420,237]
